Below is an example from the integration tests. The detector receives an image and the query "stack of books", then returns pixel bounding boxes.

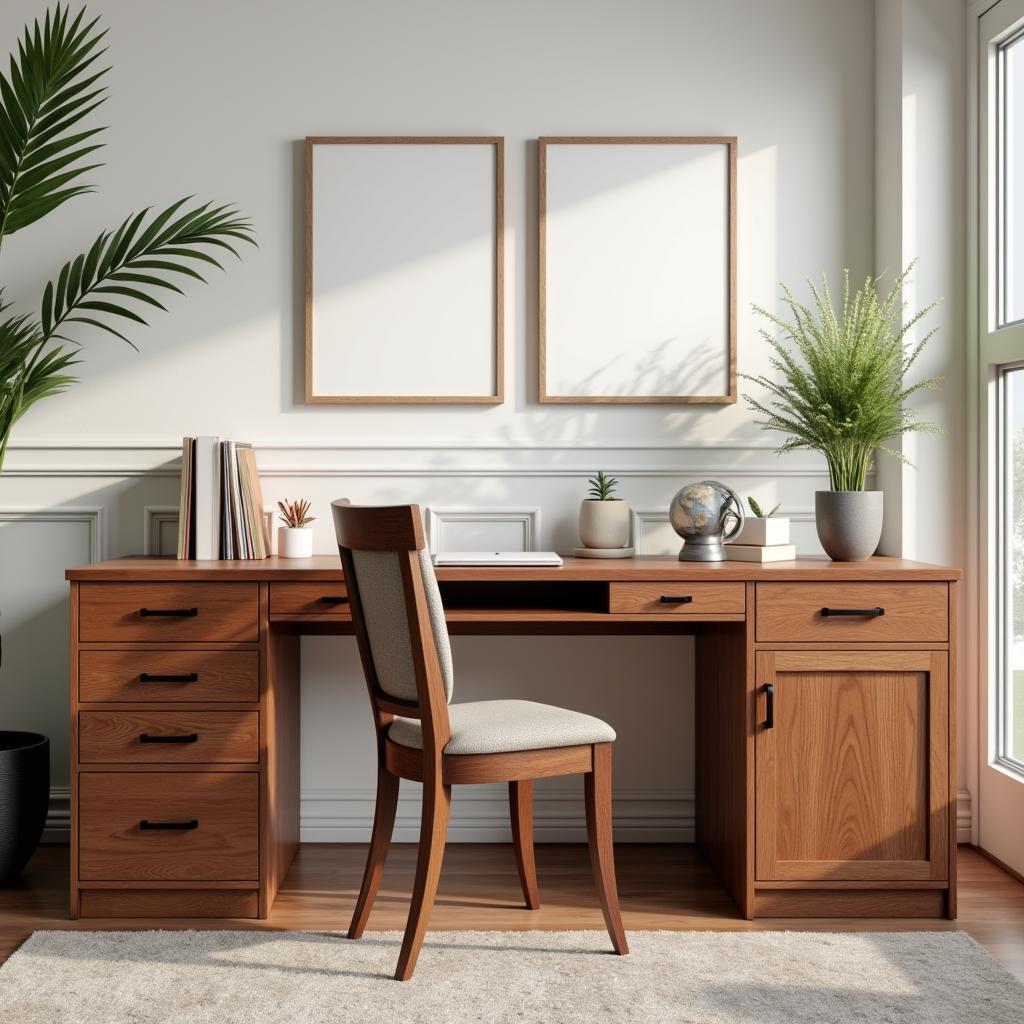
[176,436,270,559]
[725,515,797,563]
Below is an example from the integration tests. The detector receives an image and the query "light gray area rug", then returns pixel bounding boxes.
[0,929,1021,1023]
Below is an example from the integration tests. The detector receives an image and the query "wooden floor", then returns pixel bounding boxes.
[3,844,1023,981]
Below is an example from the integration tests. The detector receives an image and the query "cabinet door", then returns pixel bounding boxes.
[755,650,948,882]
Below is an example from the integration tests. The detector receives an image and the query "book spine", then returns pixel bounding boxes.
[176,436,190,558]
[194,436,220,560]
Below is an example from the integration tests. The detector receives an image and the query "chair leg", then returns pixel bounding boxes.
[509,779,540,909]
[394,777,451,981]
[348,766,400,939]
[584,743,629,955]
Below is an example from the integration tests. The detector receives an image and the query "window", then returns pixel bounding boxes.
[998,28,1024,326]
[998,367,1024,771]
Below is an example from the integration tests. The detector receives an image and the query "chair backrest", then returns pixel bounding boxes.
[331,501,453,758]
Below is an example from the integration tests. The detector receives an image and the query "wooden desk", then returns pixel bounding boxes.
[65,555,959,921]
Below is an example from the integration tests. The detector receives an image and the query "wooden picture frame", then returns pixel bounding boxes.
[305,136,504,404]
[538,136,737,404]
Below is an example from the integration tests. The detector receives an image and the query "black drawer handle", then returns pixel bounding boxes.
[659,595,694,605]
[820,607,885,618]
[764,683,774,729]
[139,819,198,831]
[139,672,199,683]
[139,733,198,744]
[139,607,198,618]
[318,595,349,605]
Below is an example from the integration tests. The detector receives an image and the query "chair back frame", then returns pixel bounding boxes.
[333,501,452,767]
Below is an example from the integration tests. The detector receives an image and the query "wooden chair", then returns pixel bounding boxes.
[332,501,629,981]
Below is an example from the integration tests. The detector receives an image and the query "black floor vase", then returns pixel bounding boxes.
[0,732,49,882]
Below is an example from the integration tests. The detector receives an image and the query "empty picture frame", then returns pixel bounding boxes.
[306,137,504,403]
[539,136,736,404]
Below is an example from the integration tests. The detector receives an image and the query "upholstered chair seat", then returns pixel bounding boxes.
[389,699,616,756]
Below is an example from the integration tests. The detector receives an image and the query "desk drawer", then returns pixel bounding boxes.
[755,582,948,643]
[609,581,746,615]
[79,582,259,642]
[79,711,259,764]
[79,650,259,703]
[78,772,258,881]
[269,582,350,617]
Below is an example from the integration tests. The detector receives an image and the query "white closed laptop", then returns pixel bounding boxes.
[432,550,564,567]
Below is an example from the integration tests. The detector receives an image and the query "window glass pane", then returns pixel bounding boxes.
[1000,33,1024,326]
[1002,367,1024,767]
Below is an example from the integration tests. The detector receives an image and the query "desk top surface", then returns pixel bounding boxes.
[66,555,961,582]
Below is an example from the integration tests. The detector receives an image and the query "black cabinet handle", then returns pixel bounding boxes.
[139,819,198,831]
[139,672,198,683]
[139,733,198,744]
[764,683,774,729]
[318,595,349,605]
[820,607,885,618]
[139,607,198,618]
[659,595,694,605]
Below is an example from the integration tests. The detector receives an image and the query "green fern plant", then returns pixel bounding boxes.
[741,264,942,492]
[0,5,255,475]
[586,470,619,501]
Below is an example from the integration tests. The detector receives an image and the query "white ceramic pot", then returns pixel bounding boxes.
[578,499,630,549]
[731,517,790,547]
[278,526,313,558]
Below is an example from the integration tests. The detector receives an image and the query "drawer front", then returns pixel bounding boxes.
[755,582,948,643]
[78,772,258,881]
[609,581,746,615]
[269,582,350,616]
[79,711,259,764]
[79,650,259,703]
[79,582,259,642]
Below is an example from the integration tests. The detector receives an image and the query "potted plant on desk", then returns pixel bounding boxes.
[278,499,316,557]
[579,471,629,551]
[0,5,254,880]
[741,264,942,561]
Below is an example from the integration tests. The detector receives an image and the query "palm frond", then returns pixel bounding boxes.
[40,198,256,347]
[0,4,109,238]
[0,304,70,473]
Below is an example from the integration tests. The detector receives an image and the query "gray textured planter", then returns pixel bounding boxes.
[815,490,883,561]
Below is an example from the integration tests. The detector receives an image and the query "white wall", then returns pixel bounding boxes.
[875,0,969,839]
[0,0,878,841]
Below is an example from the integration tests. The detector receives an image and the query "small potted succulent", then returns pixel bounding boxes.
[742,264,941,561]
[277,499,315,558]
[579,471,629,550]
[731,496,790,547]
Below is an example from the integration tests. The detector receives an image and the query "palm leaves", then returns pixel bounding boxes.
[0,5,254,476]
[42,198,254,346]
[741,264,942,491]
[0,5,109,239]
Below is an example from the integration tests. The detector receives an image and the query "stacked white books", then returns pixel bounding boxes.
[176,436,270,559]
[725,514,796,563]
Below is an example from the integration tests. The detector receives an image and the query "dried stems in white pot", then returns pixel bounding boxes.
[277,499,315,558]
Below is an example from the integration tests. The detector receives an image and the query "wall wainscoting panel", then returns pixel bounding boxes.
[1,443,832,480]
[0,506,104,560]
[0,508,102,805]
[299,785,695,844]
[425,507,541,553]
[143,505,180,556]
